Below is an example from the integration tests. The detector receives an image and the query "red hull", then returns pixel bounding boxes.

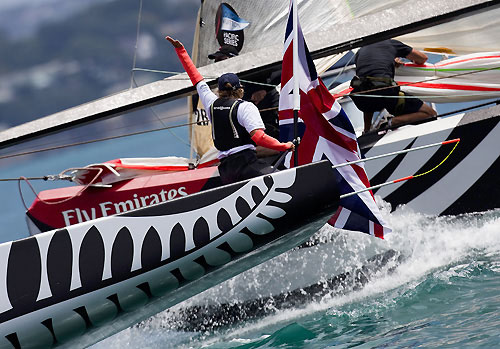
[27,166,222,233]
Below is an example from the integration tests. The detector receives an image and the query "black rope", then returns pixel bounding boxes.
[1,176,51,182]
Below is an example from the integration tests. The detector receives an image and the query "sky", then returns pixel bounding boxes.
[0,0,105,11]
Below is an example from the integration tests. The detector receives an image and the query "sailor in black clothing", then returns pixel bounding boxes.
[244,70,281,140]
[166,36,295,185]
[208,45,239,62]
[350,39,437,133]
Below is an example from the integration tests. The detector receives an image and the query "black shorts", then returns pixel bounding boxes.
[350,81,423,116]
[218,149,274,185]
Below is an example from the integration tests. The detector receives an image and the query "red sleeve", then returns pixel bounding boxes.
[174,47,203,86]
[251,129,291,151]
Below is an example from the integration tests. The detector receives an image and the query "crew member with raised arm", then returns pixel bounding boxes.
[166,36,294,185]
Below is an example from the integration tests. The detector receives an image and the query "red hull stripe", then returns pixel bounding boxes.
[397,81,500,92]
[404,55,500,68]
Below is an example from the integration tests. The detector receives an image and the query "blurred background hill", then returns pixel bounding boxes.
[0,0,200,130]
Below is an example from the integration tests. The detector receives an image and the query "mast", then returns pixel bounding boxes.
[0,0,497,150]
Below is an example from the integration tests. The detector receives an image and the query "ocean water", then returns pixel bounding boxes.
[91,207,500,348]
[0,113,190,243]
[1,120,499,348]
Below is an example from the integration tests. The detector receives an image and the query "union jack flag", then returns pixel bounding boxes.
[278,0,390,238]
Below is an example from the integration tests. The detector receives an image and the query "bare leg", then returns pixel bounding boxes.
[363,111,374,133]
[256,146,279,158]
[391,103,437,127]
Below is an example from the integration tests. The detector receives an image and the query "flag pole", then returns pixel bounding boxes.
[292,0,299,167]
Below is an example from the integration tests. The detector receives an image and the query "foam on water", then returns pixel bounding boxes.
[93,207,500,348]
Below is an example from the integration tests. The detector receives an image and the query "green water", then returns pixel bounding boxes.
[93,209,500,348]
[1,121,498,348]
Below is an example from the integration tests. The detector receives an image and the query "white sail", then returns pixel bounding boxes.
[330,50,500,104]
[196,0,500,69]
[398,7,500,54]
[396,52,500,103]
[188,7,215,158]
[0,0,495,148]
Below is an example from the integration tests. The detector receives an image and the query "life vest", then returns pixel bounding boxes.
[210,98,253,151]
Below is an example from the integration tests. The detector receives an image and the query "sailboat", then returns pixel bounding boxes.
[19,0,500,232]
[0,0,499,347]
[190,0,500,217]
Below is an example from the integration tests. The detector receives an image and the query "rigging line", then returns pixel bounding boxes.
[131,66,284,89]
[1,176,51,182]
[17,178,30,211]
[340,139,460,199]
[333,139,459,169]
[132,68,183,75]
[130,0,143,90]
[0,100,279,160]
[104,107,190,131]
[259,106,278,112]
[132,68,276,87]
[132,67,218,80]
[131,68,276,88]
[434,99,500,118]
[132,67,219,80]
[414,140,459,178]
[0,121,198,161]
[349,93,500,99]
[328,54,356,87]
[4,67,493,160]
[144,96,497,118]
[132,76,190,148]
[5,107,193,155]
[16,168,104,210]
[239,79,277,88]
[134,62,500,92]
[132,75,167,128]
[349,64,500,97]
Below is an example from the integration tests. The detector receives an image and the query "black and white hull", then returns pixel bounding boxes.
[0,161,339,348]
[359,103,500,215]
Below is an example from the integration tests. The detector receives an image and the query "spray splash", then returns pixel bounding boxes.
[92,208,500,348]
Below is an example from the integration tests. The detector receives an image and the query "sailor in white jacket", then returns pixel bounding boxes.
[166,36,294,184]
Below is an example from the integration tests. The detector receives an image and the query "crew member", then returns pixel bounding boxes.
[244,70,281,140]
[208,45,239,62]
[208,44,279,139]
[350,39,437,133]
[209,45,281,156]
[166,36,294,184]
